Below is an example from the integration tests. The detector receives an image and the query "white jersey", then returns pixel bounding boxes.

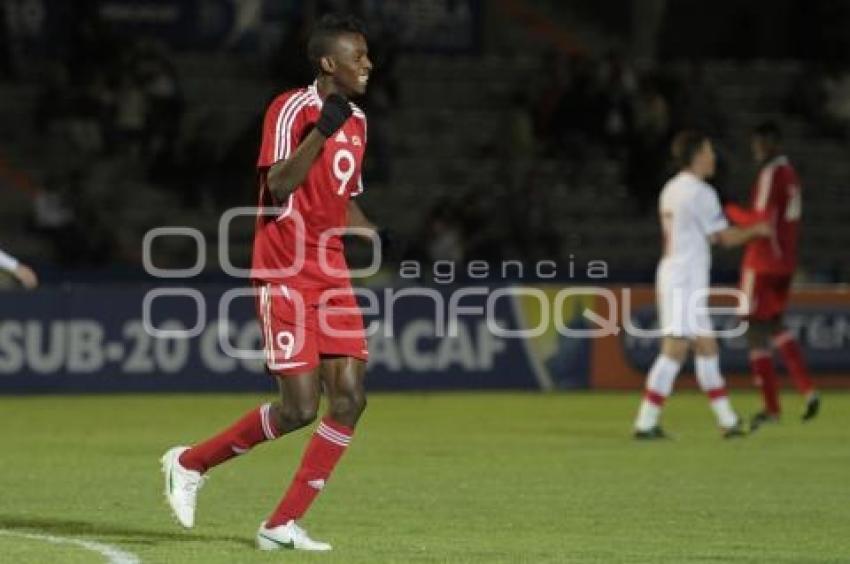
[658,171,728,274]
[656,171,729,337]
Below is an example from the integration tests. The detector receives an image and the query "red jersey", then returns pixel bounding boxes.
[727,156,801,275]
[252,82,367,288]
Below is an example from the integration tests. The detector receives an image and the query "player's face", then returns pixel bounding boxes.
[330,32,372,97]
[751,136,768,163]
[696,140,716,177]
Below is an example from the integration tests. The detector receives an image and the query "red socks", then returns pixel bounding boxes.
[179,403,280,473]
[178,409,355,526]
[773,331,815,396]
[267,417,352,527]
[750,349,780,415]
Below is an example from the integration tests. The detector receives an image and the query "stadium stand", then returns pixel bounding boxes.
[0,2,847,283]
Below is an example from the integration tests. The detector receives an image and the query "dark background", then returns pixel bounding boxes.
[1,0,848,287]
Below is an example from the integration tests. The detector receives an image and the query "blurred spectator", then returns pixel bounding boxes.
[0,4,11,80]
[32,173,115,267]
[410,202,467,266]
[596,50,637,154]
[531,51,572,153]
[633,78,670,145]
[672,62,725,135]
[785,64,828,126]
[507,90,536,160]
[426,214,466,264]
[628,76,671,208]
[112,72,147,158]
[134,41,183,170]
[822,67,850,137]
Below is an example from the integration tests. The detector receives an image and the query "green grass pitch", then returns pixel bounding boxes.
[0,391,848,563]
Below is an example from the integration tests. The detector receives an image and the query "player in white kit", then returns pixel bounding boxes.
[634,131,771,439]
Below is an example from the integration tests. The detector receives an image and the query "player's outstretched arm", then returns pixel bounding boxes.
[13,263,38,289]
[267,130,326,202]
[0,248,38,289]
[347,201,377,236]
[724,203,768,227]
[712,222,772,248]
[347,201,400,260]
[267,94,352,202]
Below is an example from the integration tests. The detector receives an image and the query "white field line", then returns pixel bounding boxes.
[0,529,141,564]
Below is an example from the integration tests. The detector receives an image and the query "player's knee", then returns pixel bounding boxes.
[353,392,367,416]
[662,338,690,363]
[694,338,718,357]
[279,403,319,429]
[294,407,318,428]
[330,390,367,420]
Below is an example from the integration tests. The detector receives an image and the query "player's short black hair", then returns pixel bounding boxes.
[307,13,367,73]
[753,120,783,144]
[671,129,710,169]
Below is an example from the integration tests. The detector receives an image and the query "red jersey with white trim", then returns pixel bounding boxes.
[739,156,801,275]
[252,82,367,288]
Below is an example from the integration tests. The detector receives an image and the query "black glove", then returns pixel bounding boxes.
[316,94,352,138]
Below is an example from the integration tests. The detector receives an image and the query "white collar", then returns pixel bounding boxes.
[765,155,789,168]
[307,81,323,106]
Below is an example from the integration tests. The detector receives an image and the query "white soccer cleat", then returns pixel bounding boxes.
[256,520,332,552]
[161,446,206,528]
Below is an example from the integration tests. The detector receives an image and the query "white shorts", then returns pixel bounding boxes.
[656,261,714,338]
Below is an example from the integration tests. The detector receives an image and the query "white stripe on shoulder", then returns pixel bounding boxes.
[755,164,776,211]
[284,93,320,158]
[273,90,305,160]
[275,91,311,161]
[280,92,312,160]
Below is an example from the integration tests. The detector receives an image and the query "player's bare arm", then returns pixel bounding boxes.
[266,95,352,202]
[266,131,326,202]
[13,263,39,289]
[712,222,771,248]
[0,248,38,289]
[347,200,377,237]
[723,202,767,226]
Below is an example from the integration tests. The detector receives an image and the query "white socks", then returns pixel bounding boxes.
[695,355,738,429]
[635,355,681,431]
[636,354,739,431]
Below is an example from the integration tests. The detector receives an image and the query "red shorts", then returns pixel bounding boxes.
[738,268,792,321]
[254,281,368,376]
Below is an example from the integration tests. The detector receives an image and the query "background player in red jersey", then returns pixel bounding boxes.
[725,121,820,430]
[162,14,380,551]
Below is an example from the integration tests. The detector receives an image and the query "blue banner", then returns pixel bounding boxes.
[621,304,850,374]
[0,284,553,393]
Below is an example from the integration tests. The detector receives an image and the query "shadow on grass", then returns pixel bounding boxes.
[0,515,254,549]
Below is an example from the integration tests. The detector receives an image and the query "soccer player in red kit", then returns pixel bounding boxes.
[725,122,820,430]
[161,14,380,551]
